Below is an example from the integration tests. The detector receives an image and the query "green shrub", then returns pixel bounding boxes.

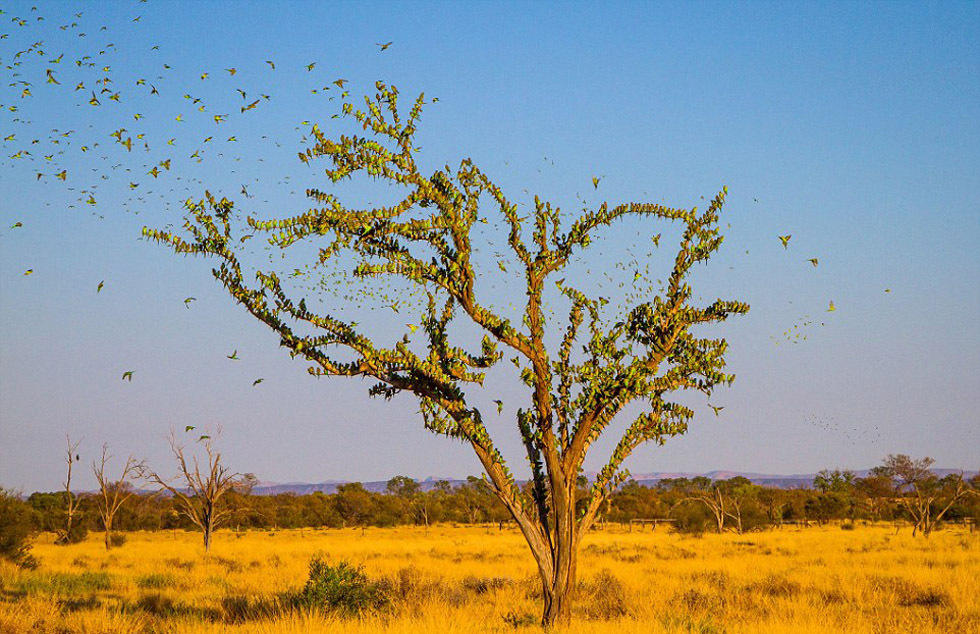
[135,573,177,589]
[0,488,38,569]
[56,520,88,545]
[17,571,112,595]
[287,555,385,615]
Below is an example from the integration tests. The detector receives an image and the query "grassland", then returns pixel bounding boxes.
[1,524,977,633]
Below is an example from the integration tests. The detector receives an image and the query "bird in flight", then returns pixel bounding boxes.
[121,371,133,381]
[227,350,240,360]
[252,378,264,386]
[97,280,104,292]
[807,258,818,267]
[827,300,836,312]
[779,235,791,249]
[185,425,195,432]
[183,296,196,308]
[376,41,393,52]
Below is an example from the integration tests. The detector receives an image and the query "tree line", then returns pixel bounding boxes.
[3,454,976,567]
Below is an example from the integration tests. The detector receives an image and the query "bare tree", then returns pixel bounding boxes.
[57,435,82,544]
[92,444,144,550]
[686,476,727,533]
[145,431,241,552]
[723,478,758,534]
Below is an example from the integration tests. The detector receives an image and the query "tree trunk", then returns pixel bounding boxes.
[539,537,576,627]
[203,512,213,553]
[104,517,112,550]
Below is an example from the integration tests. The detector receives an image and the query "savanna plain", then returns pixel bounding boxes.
[0,524,977,634]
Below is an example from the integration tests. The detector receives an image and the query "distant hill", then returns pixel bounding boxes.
[249,468,977,496]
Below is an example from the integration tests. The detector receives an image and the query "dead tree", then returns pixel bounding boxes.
[687,477,727,532]
[92,444,144,549]
[57,435,82,544]
[145,431,241,553]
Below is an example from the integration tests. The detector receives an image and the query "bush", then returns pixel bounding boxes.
[109,533,127,547]
[670,503,714,534]
[0,488,38,569]
[287,555,386,615]
[136,573,177,589]
[55,520,88,545]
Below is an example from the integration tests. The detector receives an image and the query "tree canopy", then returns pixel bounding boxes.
[144,81,748,624]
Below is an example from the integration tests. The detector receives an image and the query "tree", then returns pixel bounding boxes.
[144,82,748,625]
[0,488,37,569]
[686,477,728,533]
[722,477,760,534]
[333,482,376,527]
[57,435,86,544]
[855,473,895,522]
[92,444,144,549]
[874,454,976,537]
[812,469,857,524]
[813,469,856,493]
[386,476,433,528]
[145,432,242,552]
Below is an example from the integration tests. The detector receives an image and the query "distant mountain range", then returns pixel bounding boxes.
[249,468,977,495]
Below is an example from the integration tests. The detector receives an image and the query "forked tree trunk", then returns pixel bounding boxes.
[538,530,577,627]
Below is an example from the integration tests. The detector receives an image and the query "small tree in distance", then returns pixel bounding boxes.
[145,431,242,553]
[874,454,976,537]
[144,82,748,625]
[57,435,86,545]
[92,444,144,550]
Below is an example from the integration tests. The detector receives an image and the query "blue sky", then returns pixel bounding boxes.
[1,1,977,491]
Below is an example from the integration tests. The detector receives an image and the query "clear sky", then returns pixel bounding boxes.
[1,1,977,492]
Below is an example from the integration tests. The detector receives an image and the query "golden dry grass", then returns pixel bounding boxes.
[1,524,977,633]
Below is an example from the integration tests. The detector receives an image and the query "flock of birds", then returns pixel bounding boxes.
[0,4,402,392]
[1,4,889,445]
